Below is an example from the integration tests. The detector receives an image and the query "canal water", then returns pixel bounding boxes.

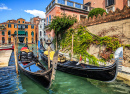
[0,44,130,94]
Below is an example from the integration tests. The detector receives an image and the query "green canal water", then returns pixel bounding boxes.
[4,44,130,94]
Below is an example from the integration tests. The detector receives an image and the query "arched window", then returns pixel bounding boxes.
[2,31,5,36]
[40,31,42,37]
[8,31,11,36]
[31,31,34,37]
[14,31,17,35]
[25,31,28,36]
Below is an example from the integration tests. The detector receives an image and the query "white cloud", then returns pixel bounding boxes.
[0,4,12,10]
[24,9,45,18]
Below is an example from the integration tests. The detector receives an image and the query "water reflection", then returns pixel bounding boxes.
[87,78,130,94]
[0,52,26,94]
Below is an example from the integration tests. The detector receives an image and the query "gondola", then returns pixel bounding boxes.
[40,47,123,82]
[18,44,58,88]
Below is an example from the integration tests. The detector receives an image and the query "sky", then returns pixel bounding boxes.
[0,0,83,23]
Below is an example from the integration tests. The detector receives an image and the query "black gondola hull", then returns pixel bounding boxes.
[41,54,118,82]
[18,62,52,88]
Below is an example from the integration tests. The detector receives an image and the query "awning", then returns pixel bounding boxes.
[18,31,25,35]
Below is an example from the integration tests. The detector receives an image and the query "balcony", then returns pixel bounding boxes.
[46,0,94,13]
[18,35,26,37]
[18,28,25,30]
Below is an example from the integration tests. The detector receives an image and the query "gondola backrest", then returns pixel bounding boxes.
[114,47,123,60]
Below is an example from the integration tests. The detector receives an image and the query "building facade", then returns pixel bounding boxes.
[44,0,93,50]
[0,18,36,45]
[83,0,130,13]
[38,18,46,48]
[45,0,93,36]
[30,16,41,43]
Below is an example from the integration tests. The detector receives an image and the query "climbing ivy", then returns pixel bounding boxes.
[60,26,121,65]
[48,13,77,49]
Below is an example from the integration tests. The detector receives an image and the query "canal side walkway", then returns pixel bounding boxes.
[59,52,130,81]
[0,50,12,67]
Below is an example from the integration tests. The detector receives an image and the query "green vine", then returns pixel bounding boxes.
[60,26,121,65]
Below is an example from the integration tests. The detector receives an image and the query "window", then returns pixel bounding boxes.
[23,21,24,23]
[58,0,65,4]
[8,38,11,44]
[105,0,114,7]
[2,37,5,44]
[47,17,48,25]
[14,31,17,35]
[8,31,11,36]
[25,31,28,36]
[31,25,34,29]
[40,31,42,36]
[14,24,17,28]
[31,31,34,37]
[18,25,20,28]
[8,24,11,28]
[18,21,20,23]
[49,15,51,22]
[40,25,42,28]
[32,38,34,43]
[25,25,28,28]
[106,6,115,13]
[44,31,46,36]
[2,31,5,36]
[80,15,87,21]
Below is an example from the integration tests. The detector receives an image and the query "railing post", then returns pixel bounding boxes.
[55,0,57,3]
[81,5,83,9]
[65,0,67,5]
[73,2,75,7]
[88,6,90,11]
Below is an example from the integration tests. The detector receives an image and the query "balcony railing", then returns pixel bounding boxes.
[46,0,94,12]
[18,28,25,30]
[18,35,26,37]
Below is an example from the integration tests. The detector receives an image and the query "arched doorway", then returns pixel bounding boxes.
[18,37,25,43]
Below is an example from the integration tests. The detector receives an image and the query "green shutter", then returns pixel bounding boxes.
[18,31,25,35]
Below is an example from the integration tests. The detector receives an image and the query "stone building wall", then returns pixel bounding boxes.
[71,5,130,66]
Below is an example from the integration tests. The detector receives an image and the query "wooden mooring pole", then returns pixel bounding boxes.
[12,34,18,74]
[46,34,52,69]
